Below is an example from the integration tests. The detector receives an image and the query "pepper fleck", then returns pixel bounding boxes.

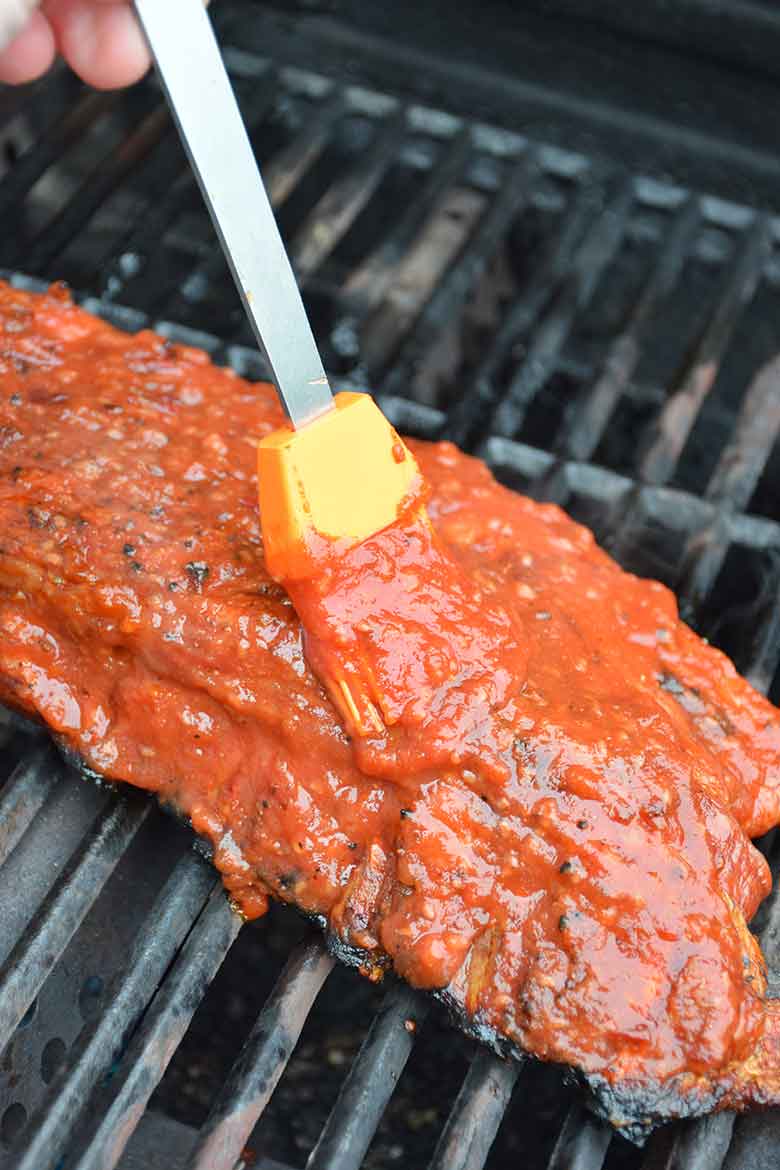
[186,561,210,591]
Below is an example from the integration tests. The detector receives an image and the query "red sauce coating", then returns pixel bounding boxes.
[2,282,780,1133]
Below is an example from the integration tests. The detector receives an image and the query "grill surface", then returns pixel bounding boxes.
[3,5,780,1168]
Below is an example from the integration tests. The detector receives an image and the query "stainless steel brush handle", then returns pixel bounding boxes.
[0,0,40,53]
[133,0,333,428]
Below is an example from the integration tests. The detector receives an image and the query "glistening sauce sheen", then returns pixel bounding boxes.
[3,282,780,1132]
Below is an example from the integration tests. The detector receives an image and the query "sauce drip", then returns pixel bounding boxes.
[287,509,528,781]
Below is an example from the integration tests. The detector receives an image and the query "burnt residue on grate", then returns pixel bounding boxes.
[2,8,780,1170]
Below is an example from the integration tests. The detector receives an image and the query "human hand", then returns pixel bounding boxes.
[0,0,153,89]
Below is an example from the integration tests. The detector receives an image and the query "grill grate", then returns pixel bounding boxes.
[2,13,780,1170]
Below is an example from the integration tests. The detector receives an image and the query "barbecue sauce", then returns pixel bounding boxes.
[3,283,780,1127]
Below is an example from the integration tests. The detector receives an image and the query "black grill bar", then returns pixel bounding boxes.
[641,1113,735,1170]
[445,172,604,449]
[0,89,112,221]
[263,89,344,207]
[637,214,772,486]
[307,982,427,1170]
[83,133,196,298]
[427,1049,519,1170]
[744,598,780,696]
[673,354,780,617]
[378,151,536,396]
[0,788,149,1053]
[545,1104,612,1170]
[343,126,473,318]
[676,515,733,622]
[94,166,197,305]
[488,180,636,441]
[291,106,406,280]
[706,354,780,510]
[11,100,172,276]
[129,74,282,326]
[189,940,333,1170]
[66,887,241,1170]
[0,63,85,131]
[557,196,701,462]
[0,740,59,869]
[95,71,278,307]
[12,854,215,1170]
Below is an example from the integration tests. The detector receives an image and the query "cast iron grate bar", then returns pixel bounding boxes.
[378,151,537,397]
[82,121,203,298]
[640,1112,736,1170]
[743,596,780,695]
[671,349,780,621]
[66,887,241,1170]
[0,61,86,128]
[343,125,473,319]
[637,214,772,486]
[136,76,305,327]
[95,166,200,304]
[11,854,216,1170]
[675,512,734,623]
[263,89,344,208]
[677,346,780,615]
[307,982,427,1170]
[0,89,113,222]
[103,74,280,317]
[545,1104,612,1170]
[445,170,605,450]
[427,1049,519,1170]
[160,94,408,340]
[706,354,780,510]
[0,740,59,870]
[556,196,701,463]
[488,179,636,441]
[9,101,172,275]
[0,789,149,1054]
[291,106,407,280]
[189,940,334,1170]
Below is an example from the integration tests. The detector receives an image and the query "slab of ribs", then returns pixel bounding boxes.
[2,281,780,1141]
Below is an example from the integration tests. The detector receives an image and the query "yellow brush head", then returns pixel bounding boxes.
[257,391,425,582]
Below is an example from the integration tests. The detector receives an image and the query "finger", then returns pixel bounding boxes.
[0,9,56,84]
[43,0,151,90]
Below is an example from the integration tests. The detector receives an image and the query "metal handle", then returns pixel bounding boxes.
[0,0,41,52]
[132,0,334,429]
